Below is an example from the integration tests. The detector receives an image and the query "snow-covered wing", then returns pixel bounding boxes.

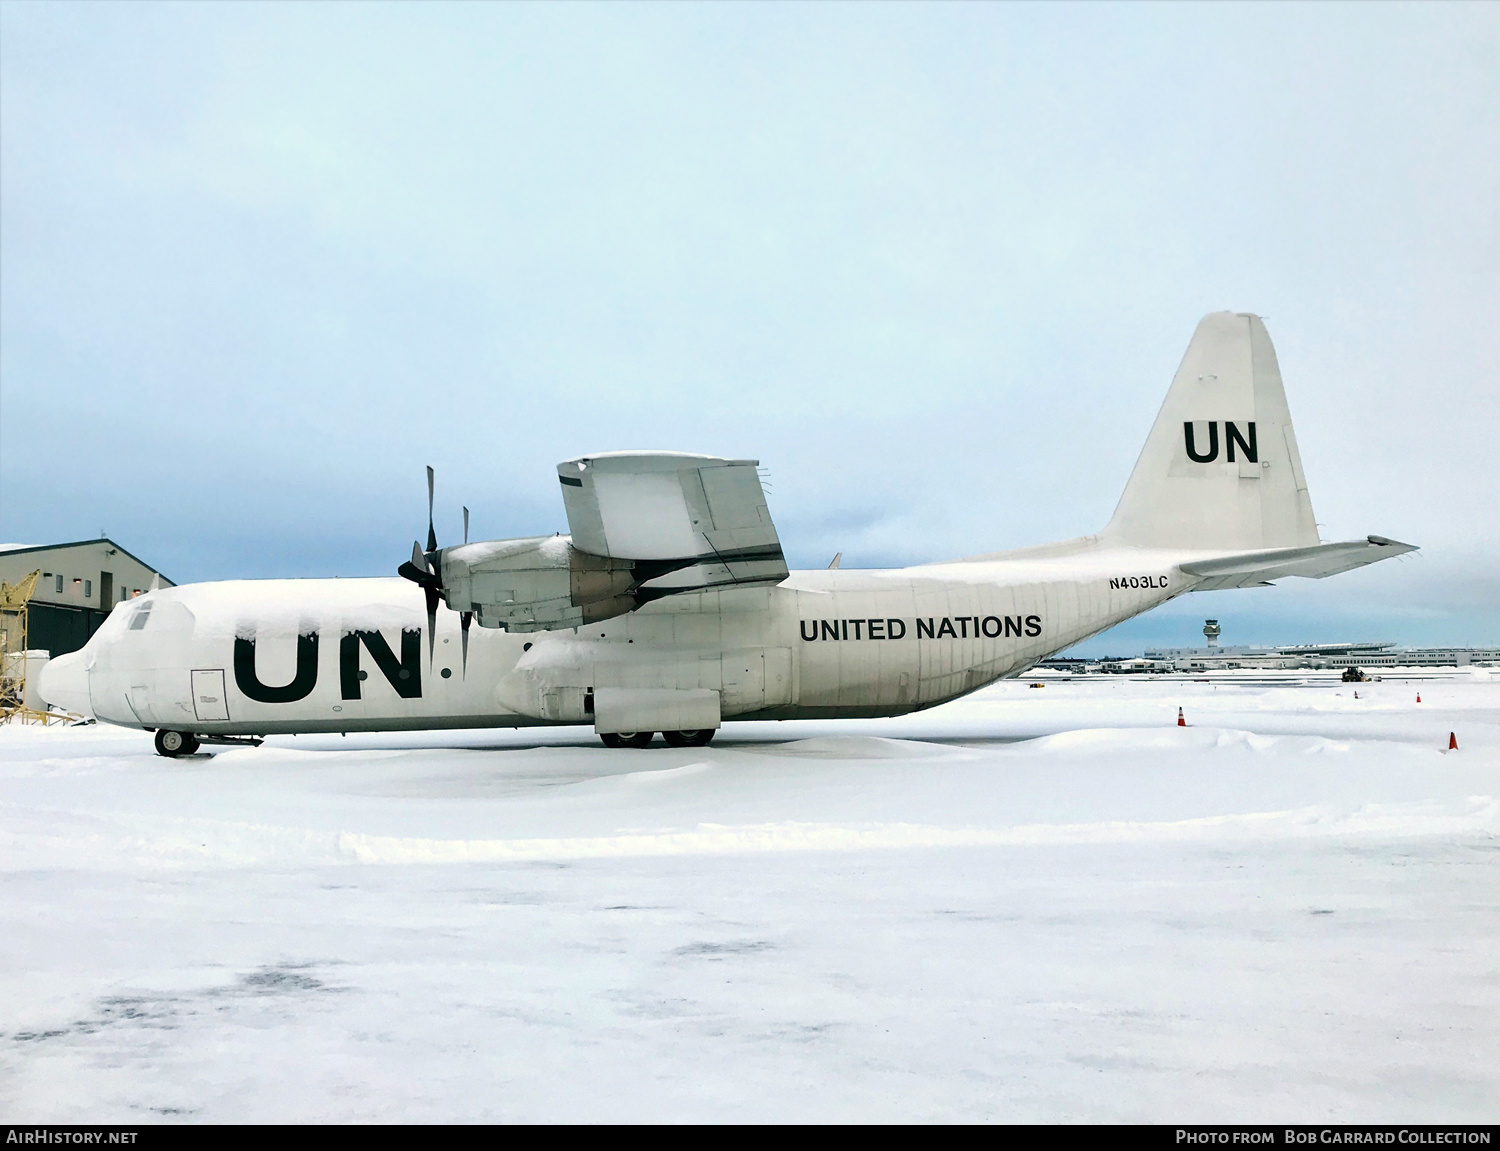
[557,452,787,588]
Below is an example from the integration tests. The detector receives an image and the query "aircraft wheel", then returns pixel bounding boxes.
[599,731,654,749]
[154,729,200,757]
[662,729,714,748]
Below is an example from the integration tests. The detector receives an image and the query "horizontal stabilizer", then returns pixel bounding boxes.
[1180,536,1417,591]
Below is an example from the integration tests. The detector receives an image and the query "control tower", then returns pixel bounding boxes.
[1203,619,1221,648]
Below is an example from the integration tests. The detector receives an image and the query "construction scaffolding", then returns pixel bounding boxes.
[1,568,66,724]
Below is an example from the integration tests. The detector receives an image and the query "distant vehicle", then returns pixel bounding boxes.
[1342,667,1370,683]
[41,313,1415,756]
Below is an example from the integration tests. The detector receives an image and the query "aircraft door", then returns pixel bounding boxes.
[764,647,792,708]
[191,669,230,722]
[126,681,153,724]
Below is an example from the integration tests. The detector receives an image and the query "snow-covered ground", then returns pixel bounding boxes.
[3,673,1497,1122]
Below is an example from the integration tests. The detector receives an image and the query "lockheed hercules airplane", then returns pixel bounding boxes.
[40,313,1414,756]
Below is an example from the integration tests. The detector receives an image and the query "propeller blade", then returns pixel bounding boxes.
[398,468,445,652]
[460,610,472,676]
[425,466,438,555]
[463,506,470,546]
[424,585,439,663]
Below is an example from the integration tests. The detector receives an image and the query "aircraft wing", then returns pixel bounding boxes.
[1179,535,1417,591]
[556,452,788,594]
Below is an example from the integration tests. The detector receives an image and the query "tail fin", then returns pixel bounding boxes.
[1104,312,1320,551]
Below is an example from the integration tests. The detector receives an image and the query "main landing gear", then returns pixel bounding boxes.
[663,729,715,747]
[598,730,715,749]
[154,729,200,757]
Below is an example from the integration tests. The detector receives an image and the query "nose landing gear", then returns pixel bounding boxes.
[154,729,201,757]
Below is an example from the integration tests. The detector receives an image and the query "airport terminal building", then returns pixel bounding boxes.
[1139,641,1500,671]
[1043,639,1500,674]
[0,539,174,657]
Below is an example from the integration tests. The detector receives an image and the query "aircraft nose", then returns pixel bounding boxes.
[37,651,93,718]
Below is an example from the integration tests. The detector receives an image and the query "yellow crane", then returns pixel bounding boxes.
[1,569,62,724]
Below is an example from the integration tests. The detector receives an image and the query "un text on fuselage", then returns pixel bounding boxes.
[799,615,1043,641]
[233,627,425,704]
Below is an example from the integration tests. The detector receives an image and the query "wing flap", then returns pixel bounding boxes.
[557,452,788,588]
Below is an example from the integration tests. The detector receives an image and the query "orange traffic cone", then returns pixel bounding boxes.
[1416,693,1422,703]
[1449,732,1458,750]
[1177,707,1186,727]
[1354,691,1359,699]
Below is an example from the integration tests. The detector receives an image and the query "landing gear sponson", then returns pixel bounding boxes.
[598,730,715,749]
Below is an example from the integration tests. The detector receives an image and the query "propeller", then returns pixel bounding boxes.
[396,471,479,676]
[396,465,443,663]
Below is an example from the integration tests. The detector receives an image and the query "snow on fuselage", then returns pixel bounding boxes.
[57,545,1188,736]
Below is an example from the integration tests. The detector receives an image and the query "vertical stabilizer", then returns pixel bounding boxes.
[1103,312,1320,551]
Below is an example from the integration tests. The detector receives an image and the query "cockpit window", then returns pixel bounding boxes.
[128,602,153,630]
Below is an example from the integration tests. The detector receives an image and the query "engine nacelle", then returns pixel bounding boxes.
[423,452,789,634]
[437,535,639,632]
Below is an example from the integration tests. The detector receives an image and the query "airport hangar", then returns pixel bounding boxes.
[0,539,174,657]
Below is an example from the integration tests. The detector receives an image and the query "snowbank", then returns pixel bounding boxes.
[2,677,1495,1121]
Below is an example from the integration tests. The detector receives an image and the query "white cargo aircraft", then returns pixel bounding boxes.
[41,313,1414,756]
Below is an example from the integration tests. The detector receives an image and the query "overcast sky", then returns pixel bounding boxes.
[2,1,1496,652]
